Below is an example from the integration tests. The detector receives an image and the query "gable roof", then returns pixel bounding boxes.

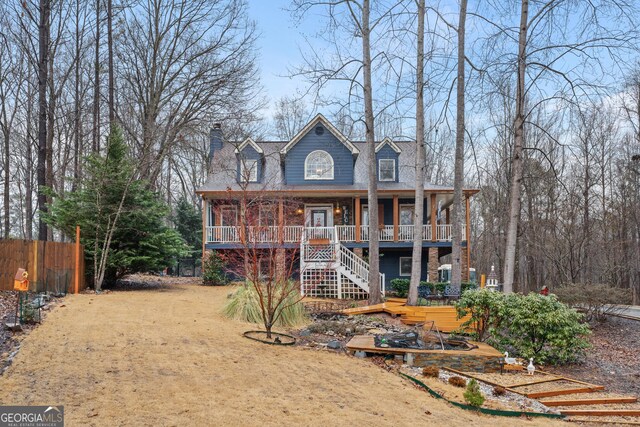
[375,137,402,154]
[279,113,360,155]
[234,137,264,154]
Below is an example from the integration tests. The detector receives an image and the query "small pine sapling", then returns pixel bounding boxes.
[464,379,485,407]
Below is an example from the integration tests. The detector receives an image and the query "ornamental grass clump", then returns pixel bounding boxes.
[422,366,440,378]
[223,283,307,327]
[493,386,506,396]
[464,379,485,408]
[448,376,467,388]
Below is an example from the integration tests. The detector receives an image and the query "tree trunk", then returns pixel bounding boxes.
[73,0,81,192]
[362,0,381,304]
[3,127,9,238]
[408,0,426,306]
[92,0,101,153]
[107,0,115,125]
[37,0,50,241]
[503,0,529,293]
[451,0,468,290]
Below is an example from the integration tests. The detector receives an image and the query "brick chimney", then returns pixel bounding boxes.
[209,123,223,161]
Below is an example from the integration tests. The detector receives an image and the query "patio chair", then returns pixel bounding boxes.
[444,285,461,303]
[417,284,431,300]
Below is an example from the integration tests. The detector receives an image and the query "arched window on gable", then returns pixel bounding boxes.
[304,150,334,180]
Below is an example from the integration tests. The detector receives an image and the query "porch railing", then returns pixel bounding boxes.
[205,224,466,244]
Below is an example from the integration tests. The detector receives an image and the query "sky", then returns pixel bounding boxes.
[246,1,318,114]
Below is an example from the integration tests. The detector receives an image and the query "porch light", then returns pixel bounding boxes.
[335,206,341,214]
[296,208,303,214]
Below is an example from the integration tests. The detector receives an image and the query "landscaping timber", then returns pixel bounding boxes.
[526,386,605,399]
[543,397,638,407]
[559,409,640,416]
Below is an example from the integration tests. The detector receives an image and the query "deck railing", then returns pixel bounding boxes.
[205,224,466,244]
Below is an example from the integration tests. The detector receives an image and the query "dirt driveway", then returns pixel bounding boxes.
[0,284,563,426]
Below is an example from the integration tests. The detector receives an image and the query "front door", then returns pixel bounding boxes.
[311,209,327,227]
[305,206,333,227]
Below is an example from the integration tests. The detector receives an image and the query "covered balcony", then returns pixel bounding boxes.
[203,192,471,247]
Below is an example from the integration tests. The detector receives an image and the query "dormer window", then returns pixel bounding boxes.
[305,150,334,180]
[241,159,258,182]
[378,159,396,181]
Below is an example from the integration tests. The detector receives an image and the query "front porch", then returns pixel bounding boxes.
[203,192,471,247]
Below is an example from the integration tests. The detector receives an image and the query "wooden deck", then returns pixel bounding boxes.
[341,300,470,332]
[346,335,502,357]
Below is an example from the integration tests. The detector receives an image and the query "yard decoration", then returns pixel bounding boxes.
[11,269,40,325]
[13,268,29,291]
[527,358,536,375]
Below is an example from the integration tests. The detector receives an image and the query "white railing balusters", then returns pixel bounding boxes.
[335,225,355,242]
[204,224,466,244]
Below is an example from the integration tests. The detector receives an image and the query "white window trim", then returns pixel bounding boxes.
[399,257,412,276]
[361,205,369,226]
[399,204,415,226]
[241,159,258,182]
[304,150,334,180]
[378,158,396,181]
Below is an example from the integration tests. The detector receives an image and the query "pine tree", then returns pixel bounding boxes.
[45,125,188,289]
[173,197,202,258]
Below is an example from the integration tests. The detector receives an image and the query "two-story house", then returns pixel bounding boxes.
[196,114,477,299]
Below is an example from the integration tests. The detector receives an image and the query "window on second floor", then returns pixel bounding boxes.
[240,159,258,182]
[305,150,334,180]
[378,159,396,181]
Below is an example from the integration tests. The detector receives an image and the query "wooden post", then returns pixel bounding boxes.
[355,197,361,242]
[201,196,207,266]
[32,240,38,288]
[392,195,399,242]
[278,199,284,243]
[480,274,486,288]
[430,193,437,242]
[465,195,471,277]
[74,225,80,294]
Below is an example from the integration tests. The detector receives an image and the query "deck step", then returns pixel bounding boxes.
[544,397,637,407]
[561,409,640,416]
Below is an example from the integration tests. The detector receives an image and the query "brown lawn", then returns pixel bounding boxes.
[0,284,565,426]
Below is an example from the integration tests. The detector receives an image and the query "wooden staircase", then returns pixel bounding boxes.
[448,368,640,422]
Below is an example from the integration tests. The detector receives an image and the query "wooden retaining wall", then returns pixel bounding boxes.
[0,239,85,293]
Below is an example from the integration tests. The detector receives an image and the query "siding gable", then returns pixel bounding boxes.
[284,125,354,185]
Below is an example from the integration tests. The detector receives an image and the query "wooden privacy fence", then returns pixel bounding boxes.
[0,239,86,293]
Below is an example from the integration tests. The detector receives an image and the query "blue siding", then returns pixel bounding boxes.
[284,124,354,185]
[378,249,429,283]
[376,145,399,182]
[236,145,263,183]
